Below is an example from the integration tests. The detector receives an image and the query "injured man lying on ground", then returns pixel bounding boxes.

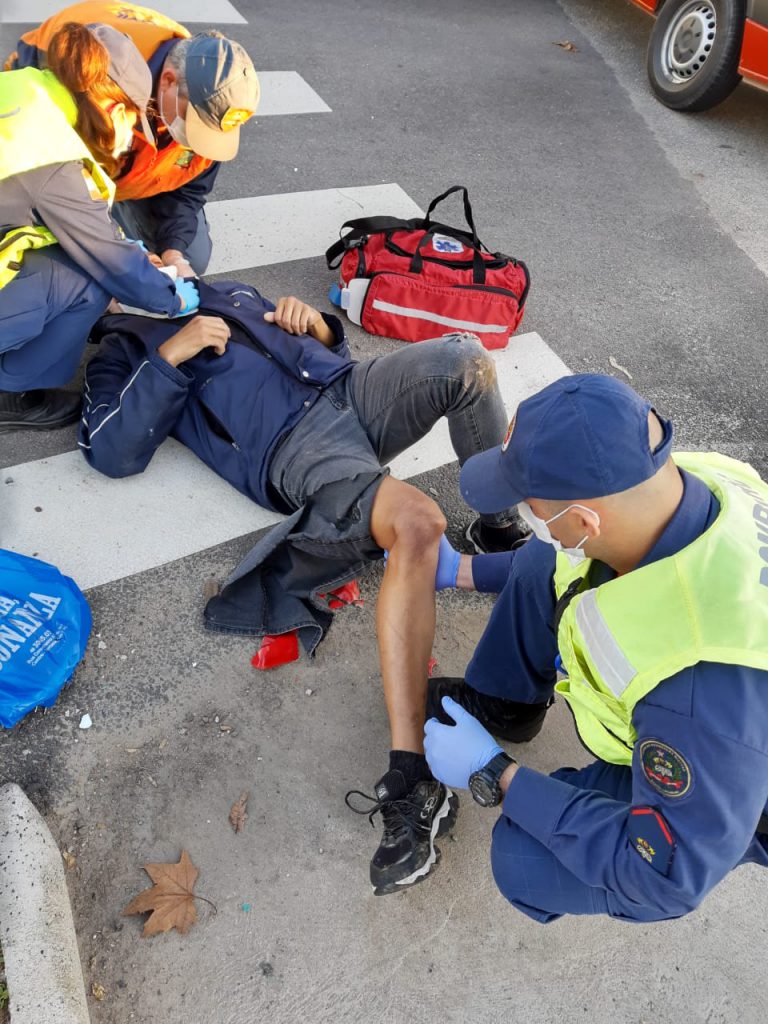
[78,278,529,894]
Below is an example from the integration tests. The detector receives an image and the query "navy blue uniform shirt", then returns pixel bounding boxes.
[468,470,768,917]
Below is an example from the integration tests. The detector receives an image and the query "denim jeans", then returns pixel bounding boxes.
[205,332,515,646]
[0,247,110,390]
[271,331,514,528]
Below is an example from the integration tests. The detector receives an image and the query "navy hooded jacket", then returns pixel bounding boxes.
[78,280,355,510]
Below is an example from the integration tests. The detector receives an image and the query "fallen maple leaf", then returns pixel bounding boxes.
[229,790,250,834]
[123,850,202,937]
[553,40,578,52]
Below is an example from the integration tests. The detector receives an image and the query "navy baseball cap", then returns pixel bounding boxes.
[460,374,674,515]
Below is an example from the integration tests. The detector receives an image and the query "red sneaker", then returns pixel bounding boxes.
[318,580,363,610]
[251,631,300,670]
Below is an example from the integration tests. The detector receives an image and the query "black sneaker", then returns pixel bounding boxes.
[465,513,531,554]
[0,389,81,432]
[426,676,550,744]
[346,769,459,896]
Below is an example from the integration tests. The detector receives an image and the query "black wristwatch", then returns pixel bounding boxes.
[469,752,516,807]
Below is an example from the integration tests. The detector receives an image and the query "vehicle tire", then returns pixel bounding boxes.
[647,0,745,111]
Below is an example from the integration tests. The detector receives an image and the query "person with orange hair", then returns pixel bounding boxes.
[8,2,260,279]
[0,22,197,431]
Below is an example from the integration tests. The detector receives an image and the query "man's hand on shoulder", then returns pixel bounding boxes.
[264,296,335,347]
[157,316,231,367]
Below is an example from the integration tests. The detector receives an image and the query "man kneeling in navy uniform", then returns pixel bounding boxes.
[424,374,768,922]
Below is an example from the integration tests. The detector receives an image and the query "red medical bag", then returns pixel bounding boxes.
[325,186,530,350]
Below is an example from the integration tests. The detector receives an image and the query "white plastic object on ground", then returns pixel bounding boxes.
[340,278,371,326]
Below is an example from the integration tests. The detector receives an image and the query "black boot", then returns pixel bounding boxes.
[426,676,550,743]
[0,389,81,432]
[465,512,531,553]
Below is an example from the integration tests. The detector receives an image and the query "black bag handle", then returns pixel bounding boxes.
[419,186,487,283]
[424,186,480,248]
[325,215,416,268]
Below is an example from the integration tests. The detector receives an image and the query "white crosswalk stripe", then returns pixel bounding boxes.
[205,184,421,275]
[255,72,331,117]
[1,0,246,23]
[3,333,568,590]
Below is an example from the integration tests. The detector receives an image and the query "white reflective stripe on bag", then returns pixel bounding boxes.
[371,298,508,335]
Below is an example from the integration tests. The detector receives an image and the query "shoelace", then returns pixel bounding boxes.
[344,789,426,835]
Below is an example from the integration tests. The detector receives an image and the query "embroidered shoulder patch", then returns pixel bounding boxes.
[628,807,676,876]
[639,740,692,798]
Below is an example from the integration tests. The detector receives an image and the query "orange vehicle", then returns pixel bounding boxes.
[629,0,768,110]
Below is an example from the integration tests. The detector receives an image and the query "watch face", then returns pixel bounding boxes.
[469,772,496,807]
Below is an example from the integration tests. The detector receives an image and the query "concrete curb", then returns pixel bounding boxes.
[0,783,91,1024]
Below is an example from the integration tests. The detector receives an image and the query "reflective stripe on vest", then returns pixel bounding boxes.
[554,452,768,766]
[0,227,57,288]
[573,590,637,698]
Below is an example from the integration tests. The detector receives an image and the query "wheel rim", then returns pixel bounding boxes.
[660,1,717,83]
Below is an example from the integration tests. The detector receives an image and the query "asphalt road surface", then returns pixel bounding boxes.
[0,2,766,1022]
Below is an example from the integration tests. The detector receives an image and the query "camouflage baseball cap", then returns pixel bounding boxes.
[183,32,259,161]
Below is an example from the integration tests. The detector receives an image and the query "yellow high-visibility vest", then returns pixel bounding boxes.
[0,66,115,288]
[554,452,768,765]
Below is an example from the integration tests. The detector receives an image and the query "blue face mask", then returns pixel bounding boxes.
[517,501,600,566]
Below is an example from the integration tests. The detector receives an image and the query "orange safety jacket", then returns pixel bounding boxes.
[7,1,215,201]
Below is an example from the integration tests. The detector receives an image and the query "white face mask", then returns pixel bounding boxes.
[160,84,191,149]
[111,110,135,158]
[517,501,600,566]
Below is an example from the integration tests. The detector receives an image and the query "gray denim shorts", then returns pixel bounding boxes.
[267,375,388,560]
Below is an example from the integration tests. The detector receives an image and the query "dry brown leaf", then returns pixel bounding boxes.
[553,40,578,52]
[91,982,106,1001]
[61,849,76,870]
[229,790,250,834]
[123,850,200,937]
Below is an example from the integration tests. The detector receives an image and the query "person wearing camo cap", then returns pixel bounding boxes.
[0,21,198,431]
[8,2,260,278]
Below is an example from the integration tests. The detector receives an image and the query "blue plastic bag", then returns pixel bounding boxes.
[0,549,91,727]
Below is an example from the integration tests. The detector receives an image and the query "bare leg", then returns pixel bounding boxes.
[369,476,446,753]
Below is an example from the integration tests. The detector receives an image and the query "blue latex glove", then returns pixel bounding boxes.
[382,534,461,590]
[125,237,149,253]
[435,534,461,590]
[424,696,504,789]
[173,278,200,317]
